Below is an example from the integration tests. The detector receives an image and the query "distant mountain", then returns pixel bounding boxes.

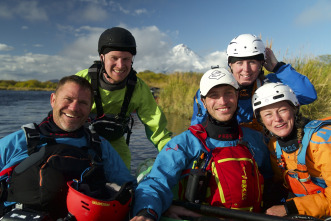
[167,44,204,73]
[172,44,199,58]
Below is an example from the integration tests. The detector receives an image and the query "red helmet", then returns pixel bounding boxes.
[66,181,132,221]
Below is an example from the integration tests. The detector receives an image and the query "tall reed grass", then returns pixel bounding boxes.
[137,56,331,120]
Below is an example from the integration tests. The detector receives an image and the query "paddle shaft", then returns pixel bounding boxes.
[173,201,295,221]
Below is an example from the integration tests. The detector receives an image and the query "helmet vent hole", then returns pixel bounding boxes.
[273,94,284,100]
[81,200,89,206]
[82,205,90,211]
[254,101,261,106]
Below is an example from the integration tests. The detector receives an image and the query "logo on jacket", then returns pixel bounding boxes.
[166,145,179,151]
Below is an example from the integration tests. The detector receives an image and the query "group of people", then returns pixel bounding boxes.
[0,27,330,221]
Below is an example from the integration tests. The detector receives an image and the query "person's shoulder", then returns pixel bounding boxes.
[136,76,149,88]
[241,126,263,136]
[166,129,196,144]
[75,69,90,79]
[307,119,331,142]
[0,129,26,145]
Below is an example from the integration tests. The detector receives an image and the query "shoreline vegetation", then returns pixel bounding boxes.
[1,55,330,120]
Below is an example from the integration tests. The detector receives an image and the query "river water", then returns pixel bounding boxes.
[0,90,191,174]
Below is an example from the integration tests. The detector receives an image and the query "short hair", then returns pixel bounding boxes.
[56,75,94,104]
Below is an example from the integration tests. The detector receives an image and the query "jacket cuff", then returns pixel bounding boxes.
[285,199,298,215]
[272,62,286,73]
[137,208,159,221]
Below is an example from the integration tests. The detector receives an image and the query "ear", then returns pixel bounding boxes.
[50,93,56,108]
[100,54,104,61]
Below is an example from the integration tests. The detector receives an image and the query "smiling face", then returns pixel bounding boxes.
[51,81,92,132]
[259,101,296,138]
[229,60,263,86]
[101,50,133,84]
[202,85,238,122]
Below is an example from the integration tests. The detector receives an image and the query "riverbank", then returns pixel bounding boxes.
[1,55,330,120]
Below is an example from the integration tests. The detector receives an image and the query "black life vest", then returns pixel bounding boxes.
[6,123,104,219]
[88,61,136,144]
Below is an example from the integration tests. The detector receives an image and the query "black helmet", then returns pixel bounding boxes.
[98,27,136,55]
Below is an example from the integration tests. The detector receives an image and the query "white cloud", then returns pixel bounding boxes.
[295,0,331,25]
[0,0,48,21]
[0,25,227,81]
[17,1,48,22]
[134,8,147,15]
[68,5,108,22]
[0,43,14,52]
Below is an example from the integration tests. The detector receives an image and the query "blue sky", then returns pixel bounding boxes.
[0,0,330,81]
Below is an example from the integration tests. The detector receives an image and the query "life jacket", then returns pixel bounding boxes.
[88,61,136,145]
[186,124,264,212]
[6,123,104,219]
[276,118,331,197]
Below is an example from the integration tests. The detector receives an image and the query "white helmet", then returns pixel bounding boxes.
[200,68,239,96]
[227,34,265,63]
[252,82,299,117]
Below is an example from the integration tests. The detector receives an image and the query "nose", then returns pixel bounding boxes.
[242,61,251,72]
[116,58,125,68]
[68,100,80,112]
[273,112,283,122]
[216,96,227,105]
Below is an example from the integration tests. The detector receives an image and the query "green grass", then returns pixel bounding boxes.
[1,55,329,120]
[138,55,331,120]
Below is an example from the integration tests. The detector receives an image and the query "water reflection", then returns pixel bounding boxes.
[129,112,191,174]
[164,112,191,136]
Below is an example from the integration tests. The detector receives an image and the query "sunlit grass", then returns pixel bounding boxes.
[138,55,331,120]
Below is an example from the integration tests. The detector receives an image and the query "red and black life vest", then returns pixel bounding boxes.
[188,124,264,212]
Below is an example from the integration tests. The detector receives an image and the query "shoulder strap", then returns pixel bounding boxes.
[297,119,331,165]
[22,123,42,155]
[194,94,203,117]
[118,70,137,119]
[188,124,210,152]
[84,127,103,163]
[88,61,104,117]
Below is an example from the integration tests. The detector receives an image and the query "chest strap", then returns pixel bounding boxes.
[21,123,102,163]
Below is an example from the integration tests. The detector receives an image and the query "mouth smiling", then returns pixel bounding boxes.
[113,69,125,74]
[64,112,79,119]
[275,123,286,129]
[216,107,230,112]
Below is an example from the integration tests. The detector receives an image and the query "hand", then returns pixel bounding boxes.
[263,47,279,72]
[163,205,202,219]
[130,216,154,221]
[265,205,287,217]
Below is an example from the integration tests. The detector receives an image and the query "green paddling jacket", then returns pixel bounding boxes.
[76,69,172,169]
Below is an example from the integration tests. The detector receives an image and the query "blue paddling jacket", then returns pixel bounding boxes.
[133,126,272,218]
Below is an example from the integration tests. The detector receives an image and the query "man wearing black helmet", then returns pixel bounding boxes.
[76,27,172,169]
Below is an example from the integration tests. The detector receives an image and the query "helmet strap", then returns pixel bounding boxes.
[100,55,112,79]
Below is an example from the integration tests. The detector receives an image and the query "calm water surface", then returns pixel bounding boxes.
[0,90,190,174]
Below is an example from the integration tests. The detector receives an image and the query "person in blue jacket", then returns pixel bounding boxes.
[191,34,317,131]
[0,75,135,218]
[131,68,273,221]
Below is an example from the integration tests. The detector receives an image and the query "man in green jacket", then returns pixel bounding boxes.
[76,27,172,169]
